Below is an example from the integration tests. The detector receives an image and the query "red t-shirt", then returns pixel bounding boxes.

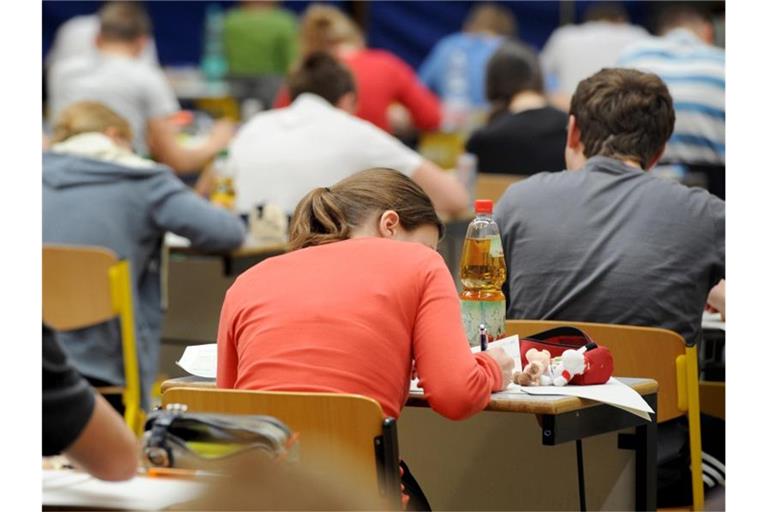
[274,49,441,133]
[217,237,502,419]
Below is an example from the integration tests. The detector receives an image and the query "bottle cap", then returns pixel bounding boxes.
[475,199,493,215]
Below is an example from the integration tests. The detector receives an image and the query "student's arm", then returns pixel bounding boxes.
[216,292,238,388]
[147,116,235,174]
[706,279,725,320]
[65,395,139,481]
[410,160,469,216]
[389,54,442,131]
[148,172,246,251]
[360,121,469,216]
[42,326,137,481]
[412,253,513,420]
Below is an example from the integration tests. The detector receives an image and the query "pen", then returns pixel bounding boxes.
[145,467,221,479]
[479,324,488,351]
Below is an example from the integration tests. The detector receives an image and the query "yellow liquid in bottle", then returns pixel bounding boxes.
[210,176,236,210]
[459,237,507,291]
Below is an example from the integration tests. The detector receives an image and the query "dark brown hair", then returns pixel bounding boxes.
[99,1,152,42]
[287,52,356,104]
[569,68,675,169]
[289,168,444,251]
[655,3,711,35]
[485,41,543,123]
[583,2,628,23]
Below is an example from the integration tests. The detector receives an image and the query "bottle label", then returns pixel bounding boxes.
[461,298,506,347]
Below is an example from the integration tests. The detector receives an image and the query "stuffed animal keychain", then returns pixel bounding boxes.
[513,346,590,387]
[512,348,551,386]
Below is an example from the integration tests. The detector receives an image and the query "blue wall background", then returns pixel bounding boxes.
[42,1,656,70]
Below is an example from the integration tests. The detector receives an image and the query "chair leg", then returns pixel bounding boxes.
[685,346,705,511]
[576,439,586,512]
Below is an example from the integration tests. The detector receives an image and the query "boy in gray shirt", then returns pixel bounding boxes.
[495,68,724,347]
[494,68,725,507]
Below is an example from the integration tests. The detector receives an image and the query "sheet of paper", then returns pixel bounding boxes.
[177,343,218,378]
[520,377,655,420]
[164,231,191,248]
[702,311,726,331]
[471,335,522,372]
[43,469,206,510]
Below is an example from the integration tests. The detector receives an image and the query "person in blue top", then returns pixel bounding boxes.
[418,3,517,109]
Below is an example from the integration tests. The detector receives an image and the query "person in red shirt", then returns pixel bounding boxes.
[217,168,514,509]
[272,4,441,133]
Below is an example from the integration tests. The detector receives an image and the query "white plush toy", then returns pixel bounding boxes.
[540,347,587,386]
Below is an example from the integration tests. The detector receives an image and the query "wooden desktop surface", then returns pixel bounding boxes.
[160,376,657,416]
[167,233,287,258]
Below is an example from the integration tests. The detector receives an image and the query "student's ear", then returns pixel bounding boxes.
[566,115,580,150]
[564,115,585,171]
[700,22,716,45]
[336,92,357,114]
[646,145,666,171]
[377,210,401,239]
[103,127,131,149]
[132,36,149,57]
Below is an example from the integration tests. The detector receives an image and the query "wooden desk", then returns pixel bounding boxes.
[161,376,658,511]
[167,233,286,276]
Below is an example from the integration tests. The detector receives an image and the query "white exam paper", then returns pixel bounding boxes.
[164,231,191,248]
[471,335,522,372]
[177,343,218,378]
[43,469,206,510]
[520,377,654,421]
[702,311,726,331]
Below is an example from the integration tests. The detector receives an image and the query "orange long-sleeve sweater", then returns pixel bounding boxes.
[217,238,502,419]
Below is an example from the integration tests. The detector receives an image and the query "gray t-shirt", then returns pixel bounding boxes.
[494,156,725,346]
[48,53,179,156]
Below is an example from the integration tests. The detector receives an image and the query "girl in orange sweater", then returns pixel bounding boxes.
[217,168,513,508]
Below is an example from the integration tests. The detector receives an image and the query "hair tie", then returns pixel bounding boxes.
[324,187,332,193]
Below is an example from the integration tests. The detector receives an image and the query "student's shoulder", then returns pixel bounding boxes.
[232,108,292,141]
[361,49,411,70]
[496,171,570,209]
[649,173,724,215]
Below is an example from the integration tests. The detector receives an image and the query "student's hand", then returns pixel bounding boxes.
[706,279,725,321]
[485,345,516,390]
[208,119,236,152]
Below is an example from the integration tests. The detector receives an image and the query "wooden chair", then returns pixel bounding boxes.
[505,319,705,511]
[475,173,527,203]
[42,245,144,436]
[162,387,400,509]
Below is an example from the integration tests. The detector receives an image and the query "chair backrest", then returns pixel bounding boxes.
[505,319,687,422]
[43,245,119,330]
[162,387,398,507]
[475,173,528,203]
[43,244,144,436]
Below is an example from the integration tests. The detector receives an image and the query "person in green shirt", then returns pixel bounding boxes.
[223,1,298,77]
